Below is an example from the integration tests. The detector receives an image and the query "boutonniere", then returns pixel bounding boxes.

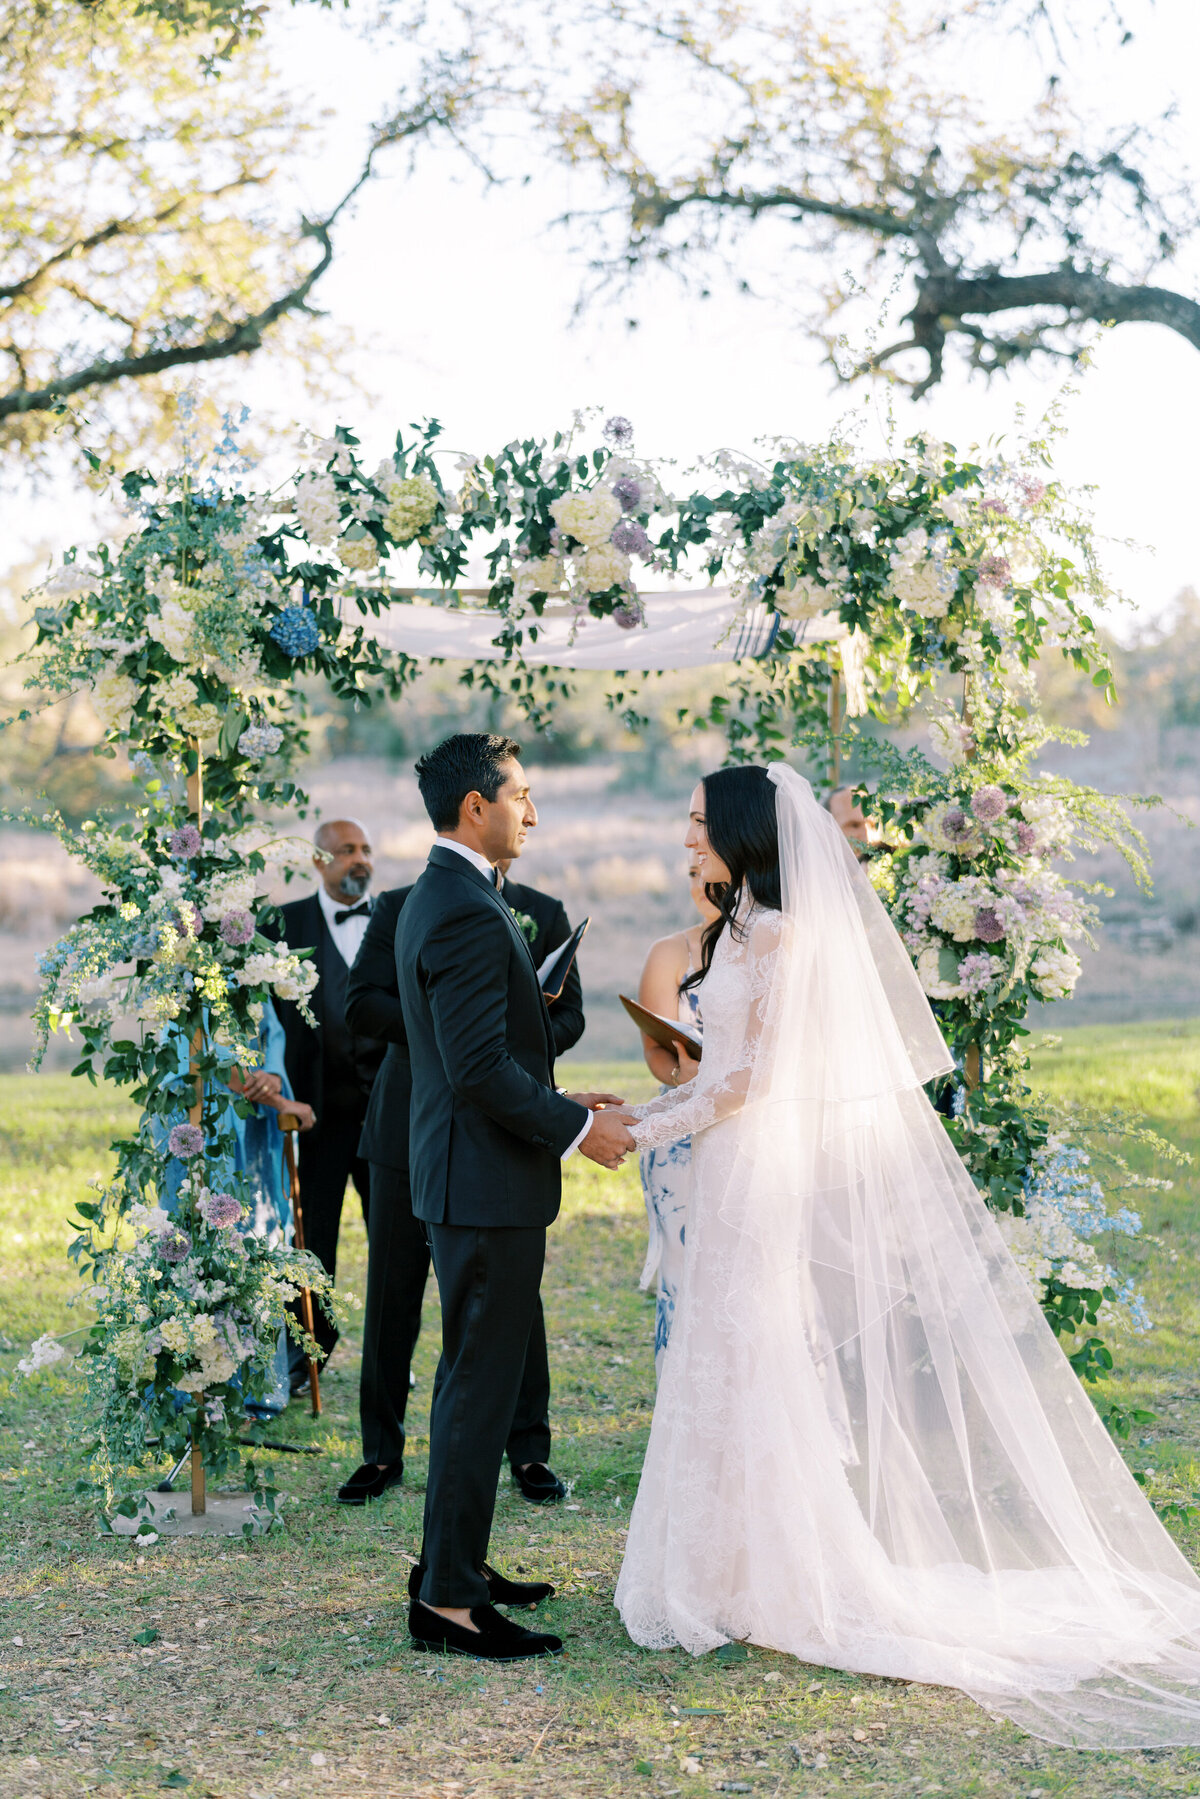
[509,908,538,945]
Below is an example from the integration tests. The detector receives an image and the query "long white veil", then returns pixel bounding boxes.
[620,766,1200,1748]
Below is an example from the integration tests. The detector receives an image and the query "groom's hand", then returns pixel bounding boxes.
[577,1106,637,1170]
[564,1090,627,1111]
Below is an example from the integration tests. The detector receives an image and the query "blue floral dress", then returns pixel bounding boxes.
[638,978,703,1380]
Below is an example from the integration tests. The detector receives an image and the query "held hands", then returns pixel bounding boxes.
[565,1091,638,1172]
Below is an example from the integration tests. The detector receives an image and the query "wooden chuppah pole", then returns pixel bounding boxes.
[828,664,843,791]
[959,676,983,1094]
[186,737,207,1516]
[278,1115,321,1417]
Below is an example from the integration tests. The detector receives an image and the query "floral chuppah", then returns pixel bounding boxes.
[13,403,1170,1504]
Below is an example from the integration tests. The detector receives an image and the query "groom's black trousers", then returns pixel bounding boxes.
[418,1221,549,1609]
[362,1165,553,1474]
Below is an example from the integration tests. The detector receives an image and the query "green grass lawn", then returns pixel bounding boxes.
[2,1027,1200,1798]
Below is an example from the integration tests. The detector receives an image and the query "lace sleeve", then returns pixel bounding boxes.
[629,909,780,1151]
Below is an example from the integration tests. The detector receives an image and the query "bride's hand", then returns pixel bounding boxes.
[670,1048,701,1088]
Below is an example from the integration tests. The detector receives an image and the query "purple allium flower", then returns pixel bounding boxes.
[167,824,203,860]
[970,784,1008,824]
[974,907,1006,943]
[157,1226,192,1264]
[1015,821,1038,856]
[603,415,634,447]
[977,554,1012,588]
[611,518,651,556]
[219,908,254,947]
[613,598,645,631]
[612,475,642,514]
[942,807,974,844]
[978,498,1009,518]
[168,1122,205,1160]
[198,1190,243,1229]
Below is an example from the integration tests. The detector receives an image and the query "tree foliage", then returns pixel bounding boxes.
[0,1,469,472]
[458,0,1197,395]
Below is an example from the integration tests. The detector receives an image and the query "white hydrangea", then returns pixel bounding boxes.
[146,598,197,665]
[551,488,622,549]
[90,670,138,732]
[512,556,565,604]
[294,472,340,547]
[1030,944,1082,1000]
[890,554,957,619]
[199,872,259,923]
[382,474,439,543]
[929,884,988,942]
[336,529,380,573]
[574,542,631,593]
[156,671,198,716]
[917,945,963,1000]
[175,700,224,744]
[938,493,973,528]
[775,575,835,621]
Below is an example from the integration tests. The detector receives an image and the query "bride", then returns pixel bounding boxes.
[617,762,1200,1749]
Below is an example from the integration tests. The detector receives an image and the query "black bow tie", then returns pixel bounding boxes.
[334,902,371,925]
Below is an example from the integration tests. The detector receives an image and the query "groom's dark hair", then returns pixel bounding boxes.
[415,732,523,832]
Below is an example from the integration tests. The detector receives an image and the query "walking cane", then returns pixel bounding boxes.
[277,1113,321,1417]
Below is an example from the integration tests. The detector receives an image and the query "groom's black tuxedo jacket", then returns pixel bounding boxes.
[396,845,589,1227]
[346,877,586,1173]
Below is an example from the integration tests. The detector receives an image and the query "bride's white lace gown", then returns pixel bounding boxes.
[617,771,1200,1751]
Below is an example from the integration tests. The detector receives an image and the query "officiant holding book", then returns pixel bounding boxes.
[338,849,586,1507]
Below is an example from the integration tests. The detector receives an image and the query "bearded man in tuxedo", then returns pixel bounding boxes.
[338,855,585,1507]
[270,818,385,1388]
[398,732,635,1661]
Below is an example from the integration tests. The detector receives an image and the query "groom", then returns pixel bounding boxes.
[398,732,635,1660]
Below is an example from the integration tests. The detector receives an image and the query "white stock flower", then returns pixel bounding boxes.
[45,563,100,600]
[551,488,622,549]
[294,473,340,547]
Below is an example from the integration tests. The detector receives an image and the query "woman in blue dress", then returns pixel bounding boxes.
[157,1002,315,1415]
[635,860,719,1378]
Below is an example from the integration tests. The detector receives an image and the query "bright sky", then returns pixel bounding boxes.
[12,0,1200,637]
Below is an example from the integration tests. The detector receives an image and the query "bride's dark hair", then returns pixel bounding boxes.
[681,764,781,995]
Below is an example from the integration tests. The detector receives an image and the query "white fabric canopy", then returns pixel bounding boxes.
[357,586,843,673]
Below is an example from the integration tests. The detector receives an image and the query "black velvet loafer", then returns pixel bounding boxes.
[336,1460,403,1505]
[512,1461,567,1504]
[406,1561,554,1607]
[408,1600,562,1661]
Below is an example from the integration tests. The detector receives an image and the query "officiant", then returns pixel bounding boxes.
[269,818,386,1391]
[336,856,585,1505]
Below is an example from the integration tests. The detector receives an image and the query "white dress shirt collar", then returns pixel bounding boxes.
[435,835,500,886]
[317,882,372,966]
